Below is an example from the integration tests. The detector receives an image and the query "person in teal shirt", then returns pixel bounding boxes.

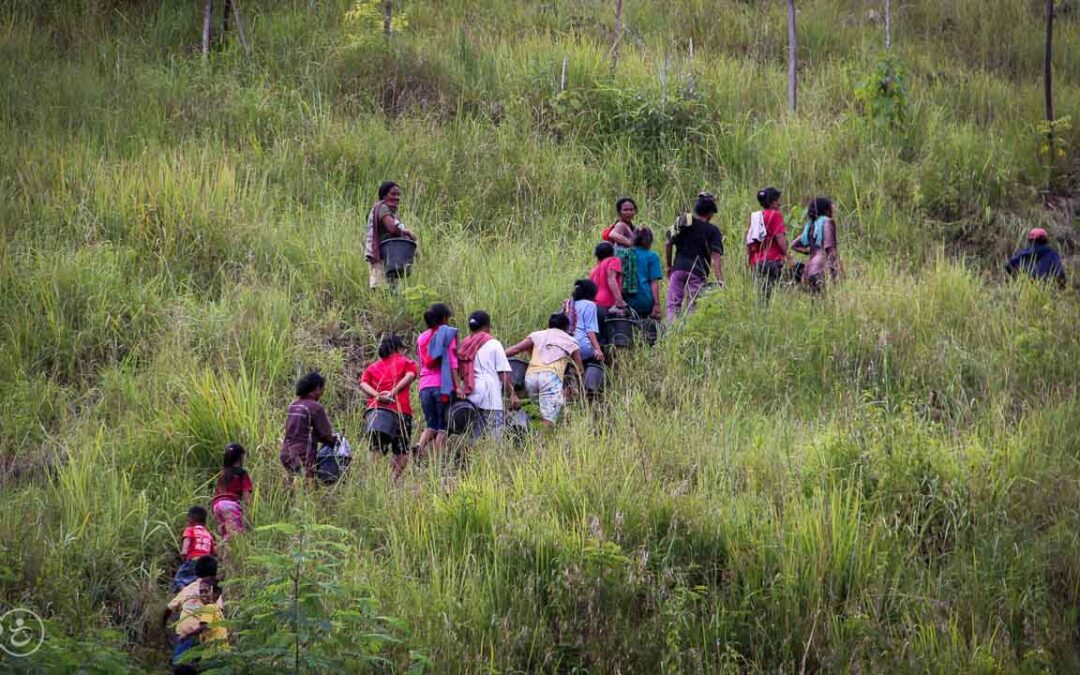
[626,227,664,318]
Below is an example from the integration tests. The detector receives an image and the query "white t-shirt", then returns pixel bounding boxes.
[467,339,511,411]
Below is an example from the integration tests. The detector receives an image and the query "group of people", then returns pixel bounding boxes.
[162,181,1068,669]
[163,445,252,667]
[365,182,850,313]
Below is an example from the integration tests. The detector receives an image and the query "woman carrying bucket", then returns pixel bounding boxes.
[359,334,419,478]
[365,181,417,289]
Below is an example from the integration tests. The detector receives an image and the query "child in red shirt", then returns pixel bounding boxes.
[211,443,253,543]
[171,506,216,592]
[359,334,419,478]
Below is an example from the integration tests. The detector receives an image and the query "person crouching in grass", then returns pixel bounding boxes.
[506,313,584,430]
[280,371,339,488]
[171,506,216,593]
[359,333,419,479]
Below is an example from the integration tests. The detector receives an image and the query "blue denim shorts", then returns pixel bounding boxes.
[419,387,448,432]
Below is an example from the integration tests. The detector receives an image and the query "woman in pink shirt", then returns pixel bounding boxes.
[415,303,462,457]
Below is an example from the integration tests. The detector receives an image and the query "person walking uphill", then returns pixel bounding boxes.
[280,371,339,487]
[746,187,789,299]
[792,197,843,293]
[506,313,584,428]
[365,180,417,289]
[416,303,462,457]
[1006,228,1067,287]
[458,311,520,440]
[563,279,604,364]
[624,227,664,319]
[211,443,252,543]
[359,334,418,479]
[665,192,725,320]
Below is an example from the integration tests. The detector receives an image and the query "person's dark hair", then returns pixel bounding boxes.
[188,506,207,525]
[194,555,218,579]
[378,334,405,359]
[296,371,326,398]
[572,279,598,302]
[806,197,833,222]
[217,443,247,492]
[757,187,782,209]
[615,197,637,214]
[694,192,718,217]
[467,310,491,333]
[633,227,654,249]
[548,313,571,331]
[594,242,615,261]
[423,303,452,329]
[377,181,400,200]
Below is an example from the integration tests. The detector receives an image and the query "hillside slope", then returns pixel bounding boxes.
[2,0,1080,671]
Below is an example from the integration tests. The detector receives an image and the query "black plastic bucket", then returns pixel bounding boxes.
[605,315,636,348]
[365,407,401,446]
[509,358,529,393]
[636,317,660,346]
[379,237,417,278]
[583,362,606,395]
[315,447,351,485]
[447,399,479,436]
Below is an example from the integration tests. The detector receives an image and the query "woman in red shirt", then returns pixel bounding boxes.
[746,187,790,300]
[589,242,629,345]
[211,443,252,543]
[359,334,419,478]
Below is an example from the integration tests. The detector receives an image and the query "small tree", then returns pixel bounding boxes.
[191,522,414,673]
[787,0,798,113]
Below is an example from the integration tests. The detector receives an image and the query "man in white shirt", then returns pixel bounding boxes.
[458,311,520,440]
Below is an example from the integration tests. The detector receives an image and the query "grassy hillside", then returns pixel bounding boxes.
[2,0,1080,671]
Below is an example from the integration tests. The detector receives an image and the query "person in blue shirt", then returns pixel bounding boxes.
[563,280,604,364]
[625,227,664,319]
[1006,228,1066,288]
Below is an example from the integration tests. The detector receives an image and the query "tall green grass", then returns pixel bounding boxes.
[1,0,1079,671]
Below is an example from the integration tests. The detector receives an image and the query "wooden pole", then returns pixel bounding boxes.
[231,0,252,55]
[787,0,798,113]
[202,0,213,56]
[610,0,623,75]
[383,0,392,36]
[1044,0,1055,180]
[884,0,891,51]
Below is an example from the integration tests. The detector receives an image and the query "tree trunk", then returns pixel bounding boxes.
[884,0,891,51]
[231,0,251,55]
[202,0,213,55]
[1045,0,1054,176]
[383,0,392,36]
[787,0,798,113]
[610,0,623,75]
